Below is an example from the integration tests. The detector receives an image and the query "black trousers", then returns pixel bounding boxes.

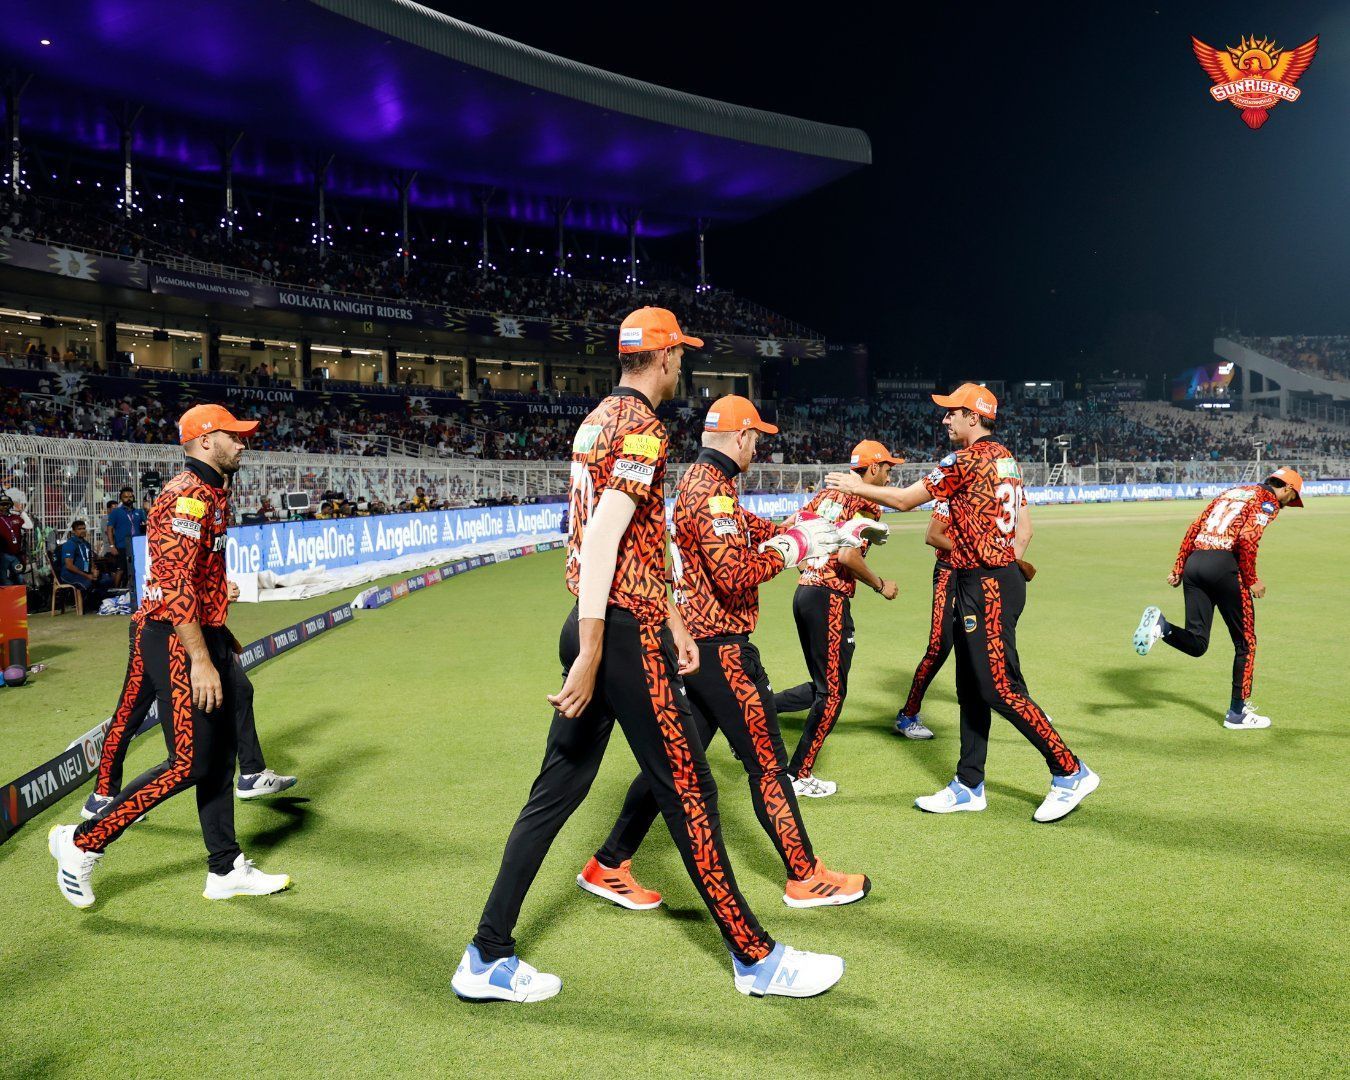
[901,562,955,717]
[773,586,855,777]
[951,565,1078,788]
[96,625,266,796]
[596,636,817,882]
[74,621,242,874]
[473,606,775,965]
[1161,550,1256,704]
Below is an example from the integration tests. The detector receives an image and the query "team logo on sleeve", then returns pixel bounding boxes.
[612,459,656,486]
[707,495,736,515]
[927,468,945,484]
[175,496,206,519]
[620,433,663,459]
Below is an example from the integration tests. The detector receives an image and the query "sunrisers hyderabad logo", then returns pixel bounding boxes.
[1191,34,1318,129]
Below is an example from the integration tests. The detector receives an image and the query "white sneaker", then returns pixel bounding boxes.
[733,943,844,998]
[1224,703,1271,729]
[236,769,299,799]
[49,824,102,909]
[792,774,837,798]
[203,853,291,899]
[1133,605,1164,655]
[915,778,986,813]
[1033,761,1100,823]
[451,945,563,1003]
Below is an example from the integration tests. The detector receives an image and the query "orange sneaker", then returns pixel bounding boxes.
[783,859,871,908]
[576,857,662,910]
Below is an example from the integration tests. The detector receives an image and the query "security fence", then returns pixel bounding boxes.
[2,434,1347,531]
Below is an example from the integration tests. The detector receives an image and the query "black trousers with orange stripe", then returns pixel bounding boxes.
[952,565,1079,788]
[900,562,955,718]
[474,606,775,966]
[596,635,817,882]
[774,585,854,778]
[95,623,266,798]
[73,620,241,874]
[1161,550,1256,706]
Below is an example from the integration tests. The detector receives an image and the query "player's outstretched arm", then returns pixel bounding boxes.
[825,471,930,511]
[549,487,636,718]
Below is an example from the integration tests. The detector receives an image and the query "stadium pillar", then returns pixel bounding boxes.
[553,199,570,276]
[223,131,243,239]
[464,356,477,396]
[624,211,641,294]
[384,345,397,386]
[696,217,708,289]
[119,104,143,219]
[101,320,117,372]
[206,326,221,373]
[539,360,552,394]
[396,170,417,276]
[316,154,333,259]
[300,337,312,383]
[5,74,32,197]
[478,191,493,275]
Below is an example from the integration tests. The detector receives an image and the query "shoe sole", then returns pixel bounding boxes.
[735,961,845,998]
[783,876,871,908]
[451,979,563,1003]
[575,874,662,911]
[1223,720,1271,729]
[1133,607,1161,655]
[236,781,298,800]
[49,826,96,909]
[894,725,934,740]
[1033,770,1101,823]
[915,798,986,814]
[203,875,292,900]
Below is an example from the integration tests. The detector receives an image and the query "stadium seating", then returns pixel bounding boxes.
[1235,335,1350,382]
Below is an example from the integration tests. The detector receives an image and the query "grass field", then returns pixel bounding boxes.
[2,499,1346,1078]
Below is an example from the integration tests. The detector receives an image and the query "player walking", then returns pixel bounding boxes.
[827,384,1097,823]
[1133,467,1304,729]
[892,499,953,740]
[48,405,291,907]
[577,396,872,914]
[773,441,900,798]
[453,311,846,1003]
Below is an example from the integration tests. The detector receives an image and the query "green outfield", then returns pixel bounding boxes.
[1,499,1346,1078]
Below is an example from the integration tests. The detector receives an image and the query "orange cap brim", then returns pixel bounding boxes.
[224,420,260,437]
[752,419,778,434]
[930,392,964,409]
[680,333,704,349]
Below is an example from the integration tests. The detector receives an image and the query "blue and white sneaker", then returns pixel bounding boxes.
[915,778,986,813]
[1033,761,1100,823]
[80,792,113,821]
[236,769,298,800]
[451,944,562,1003]
[732,942,844,998]
[1224,703,1271,730]
[1134,606,1164,655]
[894,713,934,739]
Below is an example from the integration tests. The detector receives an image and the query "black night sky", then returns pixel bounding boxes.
[439,1,1350,385]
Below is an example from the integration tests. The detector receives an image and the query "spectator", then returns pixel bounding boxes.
[0,493,28,585]
[104,485,147,587]
[57,520,109,611]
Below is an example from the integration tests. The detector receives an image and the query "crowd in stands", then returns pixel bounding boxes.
[1,185,810,340]
[1236,335,1350,383]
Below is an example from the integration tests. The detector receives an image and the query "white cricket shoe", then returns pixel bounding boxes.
[1224,703,1271,730]
[203,854,291,899]
[733,943,844,998]
[1133,606,1164,655]
[792,774,837,798]
[49,824,102,909]
[1033,761,1100,823]
[236,769,298,799]
[915,778,986,814]
[452,945,562,1003]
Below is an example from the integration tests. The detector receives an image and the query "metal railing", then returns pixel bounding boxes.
[4,434,1347,532]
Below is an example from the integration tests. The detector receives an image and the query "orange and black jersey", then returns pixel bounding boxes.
[564,387,670,627]
[930,499,951,565]
[138,458,230,627]
[921,437,1025,570]
[795,489,879,598]
[1173,483,1282,586]
[671,448,786,639]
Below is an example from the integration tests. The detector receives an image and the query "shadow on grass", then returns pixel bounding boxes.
[1087,664,1214,721]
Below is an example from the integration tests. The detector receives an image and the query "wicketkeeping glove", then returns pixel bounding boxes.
[760,515,842,568]
[838,516,889,548]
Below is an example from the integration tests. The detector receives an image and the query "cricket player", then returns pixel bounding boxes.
[578,395,872,913]
[453,310,846,1004]
[1133,467,1304,729]
[827,383,1097,823]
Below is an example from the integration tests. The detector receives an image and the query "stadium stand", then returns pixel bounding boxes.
[1234,335,1350,383]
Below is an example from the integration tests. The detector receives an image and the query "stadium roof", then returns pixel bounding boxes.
[0,0,870,237]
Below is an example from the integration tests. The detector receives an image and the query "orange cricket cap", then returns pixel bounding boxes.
[931,382,998,420]
[178,403,259,444]
[850,439,903,469]
[617,306,704,354]
[1267,466,1304,507]
[704,395,778,435]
